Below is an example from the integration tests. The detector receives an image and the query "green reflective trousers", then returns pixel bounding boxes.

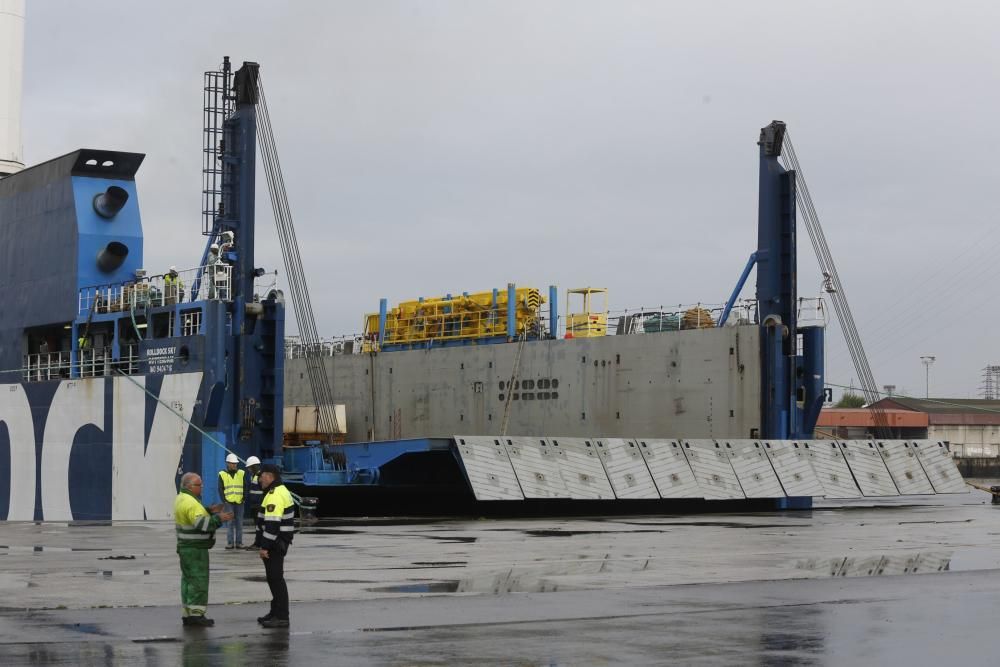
[177,547,210,617]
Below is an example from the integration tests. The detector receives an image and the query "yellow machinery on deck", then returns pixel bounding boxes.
[565,287,608,338]
[364,286,544,351]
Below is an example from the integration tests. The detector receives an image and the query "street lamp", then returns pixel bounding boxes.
[920,356,936,398]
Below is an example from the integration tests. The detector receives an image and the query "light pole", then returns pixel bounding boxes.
[920,356,936,398]
[883,384,896,397]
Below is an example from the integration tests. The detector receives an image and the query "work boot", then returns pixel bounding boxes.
[257,614,273,624]
[183,616,215,627]
[260,617,289,628]
[224,544,235,550]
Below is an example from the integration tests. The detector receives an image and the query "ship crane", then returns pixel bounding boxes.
[200,59,341,447]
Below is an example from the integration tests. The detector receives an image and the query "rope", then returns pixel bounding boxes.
[114,369,304,505]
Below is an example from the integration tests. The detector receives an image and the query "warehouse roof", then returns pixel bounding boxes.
[869,397,1000,425]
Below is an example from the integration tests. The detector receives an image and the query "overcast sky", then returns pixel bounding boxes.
[18,1,1000,399]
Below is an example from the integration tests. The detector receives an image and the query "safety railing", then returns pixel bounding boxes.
[285,335,366,358]
[295,296,826,355]
[78,264,233,316]
[22,344,141,382]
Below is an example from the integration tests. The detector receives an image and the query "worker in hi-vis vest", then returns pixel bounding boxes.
[174,472,232,626]
[218,454,246,549]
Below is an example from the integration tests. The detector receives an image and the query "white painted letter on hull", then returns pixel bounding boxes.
[0,385,36,521]
[112,373,202,520]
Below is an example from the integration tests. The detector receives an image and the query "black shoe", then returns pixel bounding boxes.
[260,617,289,628]
[257,614,274,624]
[183,616,215,627]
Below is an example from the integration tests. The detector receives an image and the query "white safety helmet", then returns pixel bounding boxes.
[225,453,239,464]
[169,265,177,273]
[246,456,261,466]
[210,243,220,252]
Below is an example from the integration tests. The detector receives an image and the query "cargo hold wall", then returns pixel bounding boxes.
[284,325,761,443]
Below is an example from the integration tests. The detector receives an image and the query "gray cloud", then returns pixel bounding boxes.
[19,1,1000,398]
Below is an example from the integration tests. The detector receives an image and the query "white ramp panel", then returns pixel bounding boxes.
[503,437,572,499]
[876,441,935,495]
[544,438,616,500]
[594,439,659,499]
[762,441,824,497]
[838,441,898,496]
[806,441,862,498]
[680,440,745,500]
[913,441,968,494]
[636,439,702,499]
[454,436,524,501]
[719,440,785,498]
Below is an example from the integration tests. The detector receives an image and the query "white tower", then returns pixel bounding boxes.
[0,0,25,176]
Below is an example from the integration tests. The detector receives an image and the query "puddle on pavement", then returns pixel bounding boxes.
[0,545,111,553]
[411,561,467,567]
[296,528,361,535]
[421,535,478,544]
[366,581,461,594]
[83,570,151,577]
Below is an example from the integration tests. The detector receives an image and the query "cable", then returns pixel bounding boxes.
[781,131,890,437]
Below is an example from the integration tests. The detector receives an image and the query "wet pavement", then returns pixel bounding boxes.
[1,489,999,664]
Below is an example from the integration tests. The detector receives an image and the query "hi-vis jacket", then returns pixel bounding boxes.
[218,469,246,504]
[255,483,296,551]
[174,489,223,550]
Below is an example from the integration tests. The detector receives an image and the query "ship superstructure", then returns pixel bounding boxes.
[0,61,284,520]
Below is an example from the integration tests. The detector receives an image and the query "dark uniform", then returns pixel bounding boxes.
[255,465,296,626]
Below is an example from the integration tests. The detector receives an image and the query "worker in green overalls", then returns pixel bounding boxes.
[174,472,232,627]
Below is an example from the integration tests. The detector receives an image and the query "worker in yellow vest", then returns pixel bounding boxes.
[218,454,246,549]
[174,472,232,626]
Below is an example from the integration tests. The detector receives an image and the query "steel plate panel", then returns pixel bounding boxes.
[838,440,898,496]
[594,438,659,499]
[718,439,785,498]
[913,440,967,493]
[635,438,702,498]
[805,441,862,498]
[502,437,572,498]
[543,437,616,500]
[762,440,823,497]
[680,439,745,499]
[453,436,524,501]
[876,440,935,495]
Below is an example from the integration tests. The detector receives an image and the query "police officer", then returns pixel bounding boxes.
[218,454,246,549]
[255,464,296,628]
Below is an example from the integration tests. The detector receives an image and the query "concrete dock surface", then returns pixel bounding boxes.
[1,489,999,665]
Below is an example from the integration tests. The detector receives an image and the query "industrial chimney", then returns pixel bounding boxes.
[0,0,25,176]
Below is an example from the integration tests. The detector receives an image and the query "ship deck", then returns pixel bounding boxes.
[0,489,997,663]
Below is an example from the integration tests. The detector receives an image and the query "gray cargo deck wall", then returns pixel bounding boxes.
[284,325,761,442]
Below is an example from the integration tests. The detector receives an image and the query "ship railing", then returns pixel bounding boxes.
[797,296,828,327]
[22,345,142,382]
[604,300,755,335]
[78,264,233,317]
[22,351,72,382]
[285,335,365,358]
